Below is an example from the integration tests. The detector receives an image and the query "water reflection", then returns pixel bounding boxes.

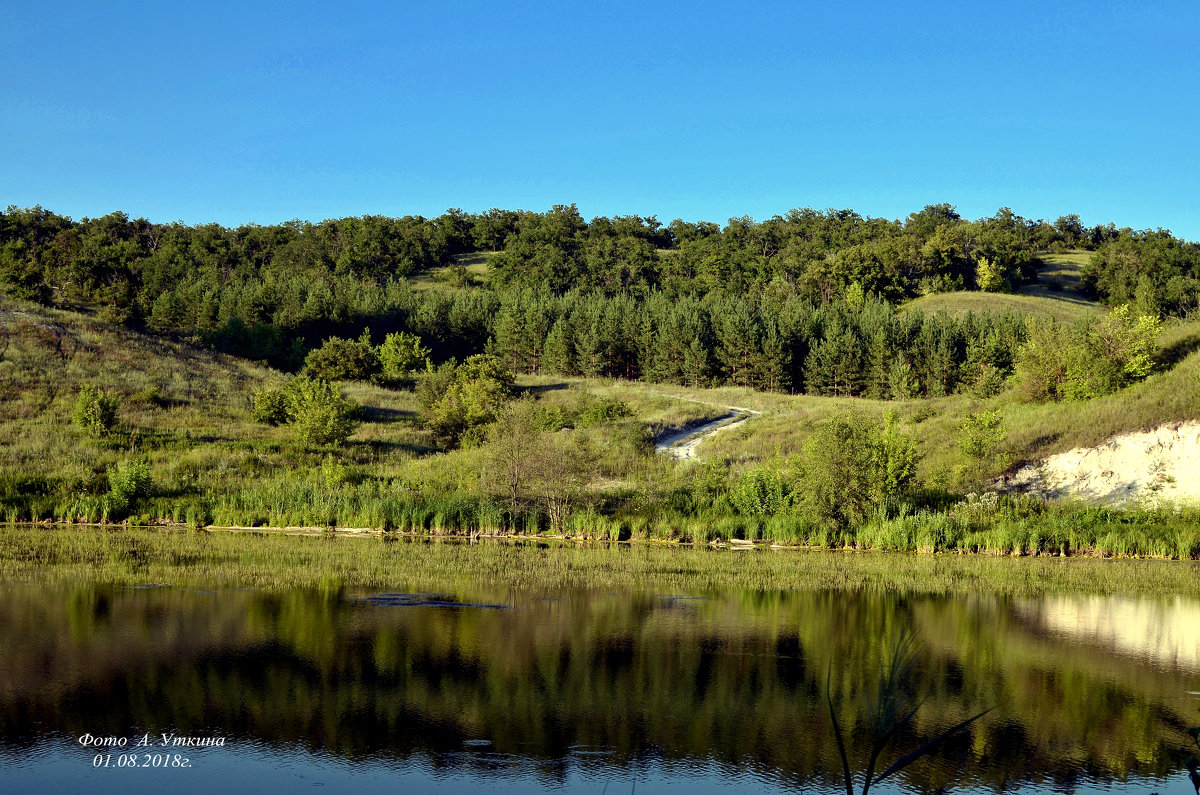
[0,581,1197,794]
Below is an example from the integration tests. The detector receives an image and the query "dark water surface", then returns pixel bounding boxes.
[1,578,1198,794]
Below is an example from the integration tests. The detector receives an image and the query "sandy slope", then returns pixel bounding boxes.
[1000,421,1200,505]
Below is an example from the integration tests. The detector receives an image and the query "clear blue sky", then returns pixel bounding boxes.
[4,0,1198,239]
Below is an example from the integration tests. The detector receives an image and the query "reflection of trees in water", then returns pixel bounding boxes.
[0,584,1196,791]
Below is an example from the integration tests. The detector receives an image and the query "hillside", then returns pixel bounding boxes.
[0,295,716,526]
[582,313,1200,487]
[903,291,1098,324]
[903,251,1100,324]
[3,291,1200,554]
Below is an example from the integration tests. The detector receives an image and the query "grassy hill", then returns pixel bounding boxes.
[903,251,1100,324]
[583,313,1200,485]
[903,291,1098,324]
[0,295,715,528]
[3,290,1200,554]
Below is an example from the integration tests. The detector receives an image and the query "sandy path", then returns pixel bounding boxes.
[654,405,760,460]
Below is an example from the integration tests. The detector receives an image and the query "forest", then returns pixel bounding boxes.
[2,202,1197,399]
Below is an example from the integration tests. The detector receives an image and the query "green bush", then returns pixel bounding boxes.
[1013,306,1160,402]
[107,460,153,517]
[251,386,290,425]
[418,355,514,449]
[72,384,119,436]
[284,376,361,447]
[793,412,919,528]
[303,329,381,383]
[957,410,1006,479]
[730,466,791,516]
[378,331,431,381]
[576,396,633,427]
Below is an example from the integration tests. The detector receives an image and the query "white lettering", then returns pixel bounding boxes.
[78,734,126,747]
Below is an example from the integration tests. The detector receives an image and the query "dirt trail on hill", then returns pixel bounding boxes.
[654,406,760,460]
[998,421,1200,505]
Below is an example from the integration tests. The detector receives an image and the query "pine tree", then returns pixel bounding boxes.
[715,301,761,387]
[541,318,576,375]
[888,355,919,399]
[573,303,607,377]
[803,321,863,396]
[682,337,712,387]
[864,328,892,399]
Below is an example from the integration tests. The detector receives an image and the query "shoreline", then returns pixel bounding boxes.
[6,520,1200,562]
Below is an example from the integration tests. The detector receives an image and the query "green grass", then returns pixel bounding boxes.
[903,250,1099,323]
[4,524,1199,595]
[903,290,1099,324]
[5,292,1200,555]
[1023,250,1093,300]
[407,251,495,291]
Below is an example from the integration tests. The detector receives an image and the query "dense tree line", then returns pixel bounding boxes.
[1082,228,1200,317]
[2,202,1194,392]
[485,290,1025,398]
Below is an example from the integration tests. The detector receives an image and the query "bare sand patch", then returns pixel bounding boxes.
[1000,421,1200,505]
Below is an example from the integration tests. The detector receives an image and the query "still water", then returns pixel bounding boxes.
[1,575,1198,794]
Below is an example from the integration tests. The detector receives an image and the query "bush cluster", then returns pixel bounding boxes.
[251,376,361,447]
[1013,306,1161,401]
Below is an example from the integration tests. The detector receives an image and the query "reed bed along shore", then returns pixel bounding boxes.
[7,492,1200,560]
[3,524,1198,596]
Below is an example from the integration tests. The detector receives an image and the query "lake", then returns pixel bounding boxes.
[1,545,1199,794]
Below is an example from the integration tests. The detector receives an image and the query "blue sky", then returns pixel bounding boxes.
[3,1,1198,238]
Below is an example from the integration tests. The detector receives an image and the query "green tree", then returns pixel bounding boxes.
[303,329,381,382]
[804,321,863,396]
[541,318,576,375]
[251,385,290,425]
[887,356,919,399]
[793,412,919,528]
[378,331,431,381]
[1015,306,1159,402]
[974,255,1008,292]
[419,355,514,449]
[284,376,361,447]
[482,399,592,530]
[72,384,119,436]
[957,410,1006,480]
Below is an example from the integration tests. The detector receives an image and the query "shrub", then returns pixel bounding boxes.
[730,466,791,516]
[251,386,290,425]
[1013,306,1160,402]
[974,255,1009,292]
[793,412,920,528]
[957,410,1006,480]
[378,331,431,381]
[303,329,381,383]
[107,460,153,517]
[576,396,633,427]
[284,376,361,447]
[419,355,515,449]
[72,384,119,436]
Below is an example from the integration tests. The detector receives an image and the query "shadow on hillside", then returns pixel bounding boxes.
[1158,334,1200,368]
[516,382,570,395]
[361,406,416,424]
[1023,432,1063,456]
[361,439,434,457]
